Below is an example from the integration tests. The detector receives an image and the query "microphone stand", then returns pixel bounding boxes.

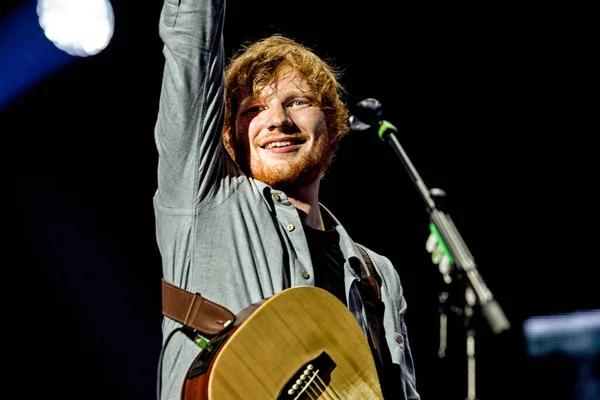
[352,101,511,399]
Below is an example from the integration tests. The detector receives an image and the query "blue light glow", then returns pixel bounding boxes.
[0,0,75,111]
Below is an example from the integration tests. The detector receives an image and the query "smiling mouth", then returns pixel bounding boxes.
[262,139,305,149]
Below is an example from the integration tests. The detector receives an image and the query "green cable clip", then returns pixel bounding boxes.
[429,223,454,264]
[378,120,398,141]
[194,335,209,349]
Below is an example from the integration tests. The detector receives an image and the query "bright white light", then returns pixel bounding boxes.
[37,0,115,57]
[523,309,600,357]
[524,309,600,336]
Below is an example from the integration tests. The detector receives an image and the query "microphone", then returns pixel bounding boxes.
[349,98,398,141]
[349,98,383,130]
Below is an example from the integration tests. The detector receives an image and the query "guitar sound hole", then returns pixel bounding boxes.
[277,352,336,399]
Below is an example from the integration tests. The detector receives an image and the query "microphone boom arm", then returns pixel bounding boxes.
[379,119,511,335]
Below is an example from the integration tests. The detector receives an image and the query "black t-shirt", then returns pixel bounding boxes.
[303,224,347,306]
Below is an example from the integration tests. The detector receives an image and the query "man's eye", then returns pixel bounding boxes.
[289,100,308,107]
[241,106,261,116]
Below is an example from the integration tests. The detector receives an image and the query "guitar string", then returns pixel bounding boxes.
[293,370,319,400]
[310,371,341,400]
[293,370,330,400]
[305,378,325,400]
[314,370,344,400]
[304,386,318,400]
[302,371,322,400]
[316,375,341,400]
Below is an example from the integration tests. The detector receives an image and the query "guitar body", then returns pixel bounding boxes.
[181,286,384,400]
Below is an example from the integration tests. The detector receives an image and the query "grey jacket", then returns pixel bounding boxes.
[154,0,420,398]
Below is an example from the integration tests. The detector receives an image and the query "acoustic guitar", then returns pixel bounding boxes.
[181,286,384,399]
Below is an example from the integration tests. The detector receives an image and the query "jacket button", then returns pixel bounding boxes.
[273,193,280,201]
[395,334,403,344]
[287,224,295,231]
[301,271,310,279]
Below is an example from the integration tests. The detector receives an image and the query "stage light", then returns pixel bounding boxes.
[36,0,114,57]
[523,309,600,399]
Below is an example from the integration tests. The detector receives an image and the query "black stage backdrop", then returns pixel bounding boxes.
[1,1,597,399]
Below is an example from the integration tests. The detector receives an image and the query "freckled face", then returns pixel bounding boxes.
[233,72,334,188]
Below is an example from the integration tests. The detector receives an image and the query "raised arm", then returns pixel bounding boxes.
[154,0,227,209]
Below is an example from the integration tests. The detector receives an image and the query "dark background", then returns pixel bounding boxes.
[1,1,597,399]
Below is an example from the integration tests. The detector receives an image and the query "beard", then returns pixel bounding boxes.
[236,135,333,190]
[253,151,325,189]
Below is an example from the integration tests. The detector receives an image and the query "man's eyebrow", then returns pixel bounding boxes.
[239,86,314,108]
[285,87,313,97]
[239,96,260,109]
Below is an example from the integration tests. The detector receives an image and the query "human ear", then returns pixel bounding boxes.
[329,130,338,145]
[223,125,236,160]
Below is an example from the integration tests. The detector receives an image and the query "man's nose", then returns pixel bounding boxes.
[266,104,292,130]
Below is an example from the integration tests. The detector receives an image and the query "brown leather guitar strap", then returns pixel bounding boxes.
[161,278,235,338]
[356,245,399,400]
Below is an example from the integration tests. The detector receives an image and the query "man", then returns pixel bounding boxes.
[154,0,420,399]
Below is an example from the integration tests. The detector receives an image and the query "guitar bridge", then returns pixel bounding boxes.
[277,352,336,400]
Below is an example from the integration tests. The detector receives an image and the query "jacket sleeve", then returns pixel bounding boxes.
[397,293,420,399]
[368,247,421,399]
[154,0,227,209]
